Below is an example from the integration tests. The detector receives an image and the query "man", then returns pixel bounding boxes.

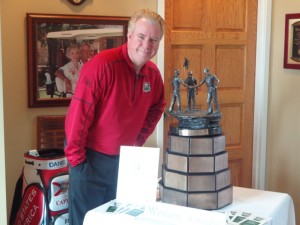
[168,68,186,113]
[198,68,220,114]
[64,9,166,225]
[184,71,197,111]
[79,43,92,64]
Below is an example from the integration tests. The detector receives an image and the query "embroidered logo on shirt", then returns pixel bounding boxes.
[143,82,151,92]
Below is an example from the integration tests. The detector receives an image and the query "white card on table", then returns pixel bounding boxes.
[116,146,160,204]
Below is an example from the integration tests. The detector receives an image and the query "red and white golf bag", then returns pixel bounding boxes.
[10,149,69,225]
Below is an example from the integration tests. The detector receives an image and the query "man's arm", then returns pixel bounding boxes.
[196,78,205,88]
[64,66,97,167]
[213,74,220,87]
[55,69,72,92]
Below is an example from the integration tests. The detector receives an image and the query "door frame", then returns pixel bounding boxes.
[252,0,272,189]
[0,1,8,222]
[156,0,272,190]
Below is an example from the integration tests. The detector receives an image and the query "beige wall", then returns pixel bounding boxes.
[267,0,300,223]
[0,0,157,222]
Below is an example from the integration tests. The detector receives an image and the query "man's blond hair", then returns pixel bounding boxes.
[128,9,165,39]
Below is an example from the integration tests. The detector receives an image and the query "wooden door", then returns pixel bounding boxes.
[164,0,258,187]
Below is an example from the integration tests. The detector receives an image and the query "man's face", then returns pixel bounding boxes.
[80,45,91,62]
[127,18,162,69]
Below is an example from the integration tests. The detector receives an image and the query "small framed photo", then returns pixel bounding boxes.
[27,13,129,107]
[284,13,300,69]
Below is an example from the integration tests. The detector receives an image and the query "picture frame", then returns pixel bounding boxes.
[284,13,300,69]
[27,13,129,107]
[67,0,86,6]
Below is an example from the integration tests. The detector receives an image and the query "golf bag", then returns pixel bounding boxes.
[10,149,69,225]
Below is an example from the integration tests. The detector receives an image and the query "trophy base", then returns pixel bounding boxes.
[170,127,222,136]
[167,109,222,136]
[159,181,233,210]
[163,108,232,210]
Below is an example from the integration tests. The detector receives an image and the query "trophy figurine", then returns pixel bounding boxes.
[167,64,222,136]
[198,68,220,115]
[184,71,198,112]
[168,69,186,113]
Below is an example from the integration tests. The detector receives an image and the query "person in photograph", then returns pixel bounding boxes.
[54,43,82,97]
[64,9,166,225]
[79,43,92,64]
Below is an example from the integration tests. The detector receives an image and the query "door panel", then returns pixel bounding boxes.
[164,0,257,187]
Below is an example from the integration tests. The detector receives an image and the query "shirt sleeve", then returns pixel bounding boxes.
[64,62,101,167]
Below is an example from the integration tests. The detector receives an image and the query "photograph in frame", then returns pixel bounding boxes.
[284,13,300,69]
[26,13,129,107]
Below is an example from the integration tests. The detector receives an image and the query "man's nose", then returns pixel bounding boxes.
[142,38,152,48]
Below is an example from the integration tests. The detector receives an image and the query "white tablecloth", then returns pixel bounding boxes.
[83,201,226,225]
[83,186,296,225]
[215,186,296,225]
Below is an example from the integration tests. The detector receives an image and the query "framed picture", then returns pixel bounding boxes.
[27,13,129,107]
[284,13,300,69]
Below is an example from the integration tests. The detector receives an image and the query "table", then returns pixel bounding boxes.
[83,186,296,225]
[215,186,296,225]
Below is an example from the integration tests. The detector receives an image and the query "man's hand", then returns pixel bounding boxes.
[65,79,72,93]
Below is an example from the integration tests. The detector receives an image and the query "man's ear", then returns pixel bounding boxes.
[127,32,132,40]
